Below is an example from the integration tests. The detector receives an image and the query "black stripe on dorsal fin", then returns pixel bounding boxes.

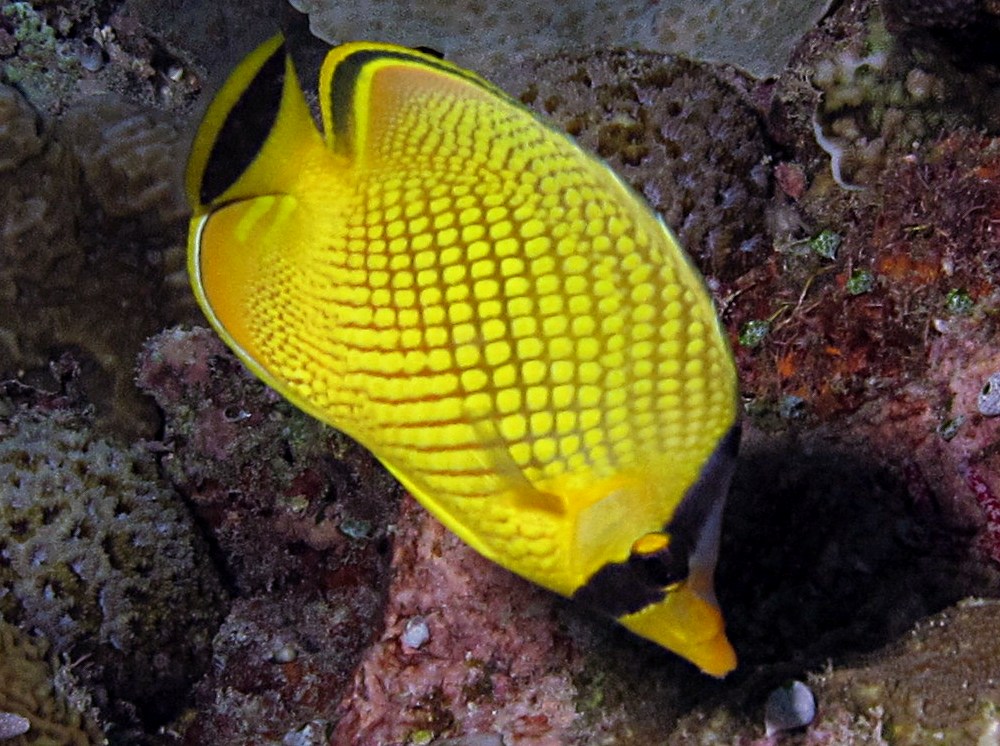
[318,42,515,158]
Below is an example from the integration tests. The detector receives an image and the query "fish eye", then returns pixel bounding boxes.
[631,531,669,556]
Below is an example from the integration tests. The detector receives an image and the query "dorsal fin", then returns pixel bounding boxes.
[185,34,325,212]
[316,42,519,163]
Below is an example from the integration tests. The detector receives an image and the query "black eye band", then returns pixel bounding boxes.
[571,424,740,618]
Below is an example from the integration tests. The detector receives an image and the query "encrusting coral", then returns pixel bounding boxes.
[332,498,579,745]
[0,390,226,728]
[293,0,834,78]
[0,618,102,746]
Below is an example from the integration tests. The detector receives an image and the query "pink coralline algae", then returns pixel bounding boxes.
[333,497,580,746]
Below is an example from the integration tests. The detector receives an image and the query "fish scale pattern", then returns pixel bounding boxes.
[238,82,735,555]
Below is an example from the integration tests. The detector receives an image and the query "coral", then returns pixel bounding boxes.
[809,598,1000,745]
[0,393,226,728]
[57,97,188,228]
[0,84,82,301]
[1,3,62,102]
[0,84,43,172]
[502,50,771,281]
[294,0,833,79]
[790,2,1000,193]
[0,81,197,437]
[135,327,402,743]
[644,0,836,78]
[0,620,102,746]
[332,498,579,745]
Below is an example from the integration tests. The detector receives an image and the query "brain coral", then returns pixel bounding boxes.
[0,81,197,438]
[0,397,226,727]
[0,84,81,303]
[504,50,771,281]
[0,620,102,746]
[56,97,188,230]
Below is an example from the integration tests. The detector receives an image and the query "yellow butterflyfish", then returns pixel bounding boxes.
[185,34,741,676]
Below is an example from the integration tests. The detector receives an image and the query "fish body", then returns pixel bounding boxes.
[186,34,741,675]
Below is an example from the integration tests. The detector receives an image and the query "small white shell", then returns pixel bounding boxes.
[764,680,816,736]
[0,712,30,739]
[271,642,298,663]
[979,374,1000,416]
[401,616,430,649]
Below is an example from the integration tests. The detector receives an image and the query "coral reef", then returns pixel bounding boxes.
[5,0,1000,742]
[502,50,771,281]
[882,0,1000,75]
[135,327,402,743]
[0,387,225,730]
[293,0,833,78]
[0,80,197,438]
[0,619,103,746]
[808,598,1000,745]
[332,498,579,745]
